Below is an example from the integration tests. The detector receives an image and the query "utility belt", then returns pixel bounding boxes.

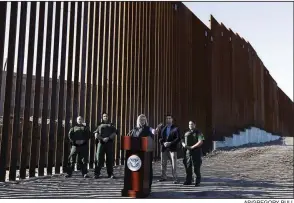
[99,139,114,144]
[185,147,202,154]
[72,142,88,147]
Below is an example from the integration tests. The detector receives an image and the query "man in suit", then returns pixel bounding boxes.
[157,114,181,183]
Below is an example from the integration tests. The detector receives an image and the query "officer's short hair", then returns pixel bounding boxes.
[102,112,108,116]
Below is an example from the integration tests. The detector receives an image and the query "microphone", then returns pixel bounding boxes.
[126,129,133,136]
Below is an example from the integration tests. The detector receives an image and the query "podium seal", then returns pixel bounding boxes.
[127,155,142,171]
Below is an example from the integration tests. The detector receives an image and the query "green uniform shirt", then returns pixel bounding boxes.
[183,129,204,147]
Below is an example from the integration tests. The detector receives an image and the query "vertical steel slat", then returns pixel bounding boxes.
[142,2,147,116]
[127,2,133,131]
[157,2,162,160]
[148,2,155,159]
[0,2,7,102]
[47,2,61,175]
[168,3,172,115]
[130,2,135,129]
[205,27,213,150]
[85,2,94,169]
[9,2,28,181]
[135,2,140,116]
[133,2,138,120]
[91,1,98,149]
[137,2,142,115]
[133,2,138,126]
[72,2,82,122]
[159,2,163,129]
[99,2,107,118]
[120,1,128,165]
[140,2,145,115]
[226,28,234,133]
[163,3,167,117]
[39,1,54,177]
[100,2,107,116]
[164,2,168,122]
[170,3,173,115]
[115,1,122,166]
[153,2,158,160]
[29,2,46,178]
[79,2,88,119]
[90,2,99,168]
[160,2,165,122]
[95,2,103,126]
[105,2,113,117]
[55,2,68,175]
[95,2,103,124]
[0,2,19,181]
[146,2,151,124]
[172,3,178,129]
[109,1,116,165]
[20,2,37,179]
[63,2,76,172]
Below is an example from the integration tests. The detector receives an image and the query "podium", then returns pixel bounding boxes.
[121,136,154,198]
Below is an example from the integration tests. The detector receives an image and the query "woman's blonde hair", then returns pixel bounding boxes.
[136,114,148,128]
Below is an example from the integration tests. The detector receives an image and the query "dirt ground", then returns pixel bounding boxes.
[0,142,293,198]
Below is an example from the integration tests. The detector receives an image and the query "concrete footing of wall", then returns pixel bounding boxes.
[213,127,285,150]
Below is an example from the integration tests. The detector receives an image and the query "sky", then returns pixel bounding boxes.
[183,2,293,101]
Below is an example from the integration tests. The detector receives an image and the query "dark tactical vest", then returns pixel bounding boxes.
[70,124,90,146]
[184,129,203,155]
[97,122,116,139]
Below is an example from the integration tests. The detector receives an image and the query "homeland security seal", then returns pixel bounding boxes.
[127,155,142,172]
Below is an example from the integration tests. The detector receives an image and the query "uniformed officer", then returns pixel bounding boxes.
[66,116,91,178]
[182,121,204,186]
[94,113,117,179]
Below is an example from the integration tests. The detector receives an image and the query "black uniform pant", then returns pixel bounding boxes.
[94,142,114,176]
[77,155,83,170]
[183,150,202,183]
[67,145,88,175]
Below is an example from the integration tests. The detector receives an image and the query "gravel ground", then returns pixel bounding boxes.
[0,143,293,198]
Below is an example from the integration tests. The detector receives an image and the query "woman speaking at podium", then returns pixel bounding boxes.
[128,114,160,189]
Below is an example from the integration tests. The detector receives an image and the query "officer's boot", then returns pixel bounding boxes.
[183,155,192,185]
[66,164,74,178]
[194,167,201,186]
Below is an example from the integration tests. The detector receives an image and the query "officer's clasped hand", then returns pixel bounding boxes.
[76,140,85,145]
[103,137,110,142]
